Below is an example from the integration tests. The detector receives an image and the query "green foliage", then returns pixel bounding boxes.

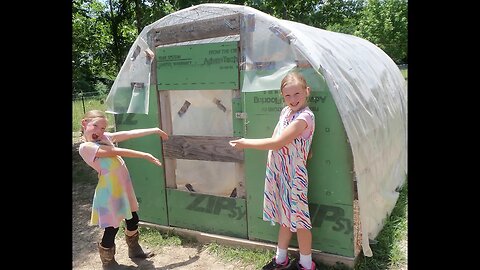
[326,19,359,35]
[72,0,174,98]
[73,0,117,96]
[355,0,408,63]
[313,0,365,30]
[72,0,408,98]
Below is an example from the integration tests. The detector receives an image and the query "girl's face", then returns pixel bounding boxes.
[282,83,310,112]
[82,117,108,142]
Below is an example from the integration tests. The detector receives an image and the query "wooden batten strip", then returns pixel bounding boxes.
[154,14,241,46]
[158,91,177,188]
[163,135,243,162]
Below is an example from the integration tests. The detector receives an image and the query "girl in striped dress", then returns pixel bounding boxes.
[230,72,316,270]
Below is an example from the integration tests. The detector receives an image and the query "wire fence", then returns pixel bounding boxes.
[72,93,113,135]
[72,92,106,114]
[72,92,106,112]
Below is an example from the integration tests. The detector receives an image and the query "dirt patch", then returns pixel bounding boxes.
[72,146,258,270]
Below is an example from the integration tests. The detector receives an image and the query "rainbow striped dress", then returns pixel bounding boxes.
[263,106,315,232]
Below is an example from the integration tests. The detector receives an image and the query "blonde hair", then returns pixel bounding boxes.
[280,71,308,93]
[80,110,107,134]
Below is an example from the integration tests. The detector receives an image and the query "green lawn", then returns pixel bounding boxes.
[400,68,408,80]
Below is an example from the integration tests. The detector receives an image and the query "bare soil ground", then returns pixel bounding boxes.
[72,143,258,270]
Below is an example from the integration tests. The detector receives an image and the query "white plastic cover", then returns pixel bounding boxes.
[105,3,407,257]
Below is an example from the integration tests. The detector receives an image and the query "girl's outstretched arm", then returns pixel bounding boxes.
[96,145,162,166]
[109,127,169,143]
[230,119,307,151]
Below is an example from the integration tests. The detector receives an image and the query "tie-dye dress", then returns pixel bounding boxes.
[78,133,139,229]
[263,106,315,232]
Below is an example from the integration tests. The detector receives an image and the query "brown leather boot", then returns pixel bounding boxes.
[97,243,120,270]
[125,231,154,258]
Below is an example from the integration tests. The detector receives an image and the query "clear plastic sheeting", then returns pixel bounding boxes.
[175,159,241,197]
[241,63,297,92]
[105,36,152,114]
[281,20,407,257]
[169,90,233,136]
[105,3,407,257]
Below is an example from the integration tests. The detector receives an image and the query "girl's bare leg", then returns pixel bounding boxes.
[277,225,293,249]
[296,228,312,255]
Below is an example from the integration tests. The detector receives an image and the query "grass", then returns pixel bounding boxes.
[132,226,185,247]
[400,68,408,81]
[206,243,275,269]
[354,181,407,270]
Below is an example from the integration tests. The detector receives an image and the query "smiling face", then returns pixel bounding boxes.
[282,82,310,112]
[82,117,108,142]
[280,72,310,113]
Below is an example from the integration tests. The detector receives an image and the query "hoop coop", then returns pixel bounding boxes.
[105,3,407,268]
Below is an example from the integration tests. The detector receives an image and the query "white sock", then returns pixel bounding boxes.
[275,247,287,264]
[299,253,312,270]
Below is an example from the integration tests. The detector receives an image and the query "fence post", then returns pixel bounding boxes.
[80,92,86,114]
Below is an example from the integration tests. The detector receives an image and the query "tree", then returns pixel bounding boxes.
[355,0,408,63]
[313,0,365,30]
[73,0,116,97]
[72,0,408,98]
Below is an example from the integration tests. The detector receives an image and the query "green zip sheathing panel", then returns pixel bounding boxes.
[156,41,239,90]
[166,189,248,238]
[114,84,168,226]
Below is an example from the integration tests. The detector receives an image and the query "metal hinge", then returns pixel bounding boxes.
[235,112,247,119]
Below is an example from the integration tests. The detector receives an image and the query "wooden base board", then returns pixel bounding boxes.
[140,221,357,269]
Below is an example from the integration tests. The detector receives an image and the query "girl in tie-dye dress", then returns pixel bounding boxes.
[79,110,168,269]
[230,72,316,270]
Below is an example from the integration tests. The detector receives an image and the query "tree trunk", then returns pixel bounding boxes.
[108,0,123,71]
[134,0,143,35]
